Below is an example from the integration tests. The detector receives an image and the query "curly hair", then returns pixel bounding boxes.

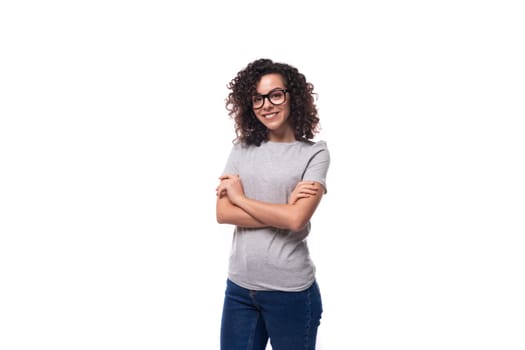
[226,58,320,146]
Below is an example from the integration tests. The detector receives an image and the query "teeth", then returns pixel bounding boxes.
[265,113,277,119]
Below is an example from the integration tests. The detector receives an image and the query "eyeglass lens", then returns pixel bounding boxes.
[252,89,286,109]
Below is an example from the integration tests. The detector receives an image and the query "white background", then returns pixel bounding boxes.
[1,1,524,349]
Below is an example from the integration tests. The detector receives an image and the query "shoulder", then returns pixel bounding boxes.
[228,141,260,158]
[299,140,330,156]
[299,139,328,149]
[230,141,252,151]
[312,140,328,151]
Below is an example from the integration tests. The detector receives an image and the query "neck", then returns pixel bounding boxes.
[268,128,295,143]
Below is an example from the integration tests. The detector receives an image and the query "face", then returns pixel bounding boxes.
[252,73,294,142]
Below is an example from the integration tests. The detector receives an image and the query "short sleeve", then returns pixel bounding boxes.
[301,142,330,193]
[222,143,240,175]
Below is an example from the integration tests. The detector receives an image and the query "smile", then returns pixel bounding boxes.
[263,112,278,119]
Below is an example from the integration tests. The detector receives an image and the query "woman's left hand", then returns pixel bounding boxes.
[288,181,319,205]
[216,174,245,204]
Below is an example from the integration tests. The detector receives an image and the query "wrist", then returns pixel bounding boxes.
[232,194,247,207]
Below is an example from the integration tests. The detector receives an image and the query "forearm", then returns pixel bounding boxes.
[217,174,323,231]
[216,196,267,228]
[233,197,313,232]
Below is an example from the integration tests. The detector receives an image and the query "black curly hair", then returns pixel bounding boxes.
[226,58,320,146]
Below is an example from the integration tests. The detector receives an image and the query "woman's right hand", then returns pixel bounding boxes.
[288,181,319,205]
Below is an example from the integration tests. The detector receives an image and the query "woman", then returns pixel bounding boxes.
[216,58,330,350]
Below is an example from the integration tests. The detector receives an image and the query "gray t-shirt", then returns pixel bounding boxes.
[222,140,330,291]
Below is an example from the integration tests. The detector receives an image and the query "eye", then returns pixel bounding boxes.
[269,91,284,99]
[252,95,263,104]
[269,90,286,103]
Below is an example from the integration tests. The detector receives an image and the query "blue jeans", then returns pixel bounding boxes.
[220,279,323,350]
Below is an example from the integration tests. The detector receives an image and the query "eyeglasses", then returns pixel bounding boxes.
[251,88,288,109]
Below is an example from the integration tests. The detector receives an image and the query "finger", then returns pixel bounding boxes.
[216,183,227,193]
[219,174,237,180]
[298,181,318,188]
[299,192,316,197]
[298,185,318,193]
[301,190,317,196]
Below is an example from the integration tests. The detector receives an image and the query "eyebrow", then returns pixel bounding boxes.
[254,87,286,95]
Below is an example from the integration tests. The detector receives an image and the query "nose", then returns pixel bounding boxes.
[261,96,274,110]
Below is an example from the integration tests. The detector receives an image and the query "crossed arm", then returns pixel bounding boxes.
[216,174,324,232]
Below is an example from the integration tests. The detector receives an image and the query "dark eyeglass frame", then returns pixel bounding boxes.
[251,88,288,109]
